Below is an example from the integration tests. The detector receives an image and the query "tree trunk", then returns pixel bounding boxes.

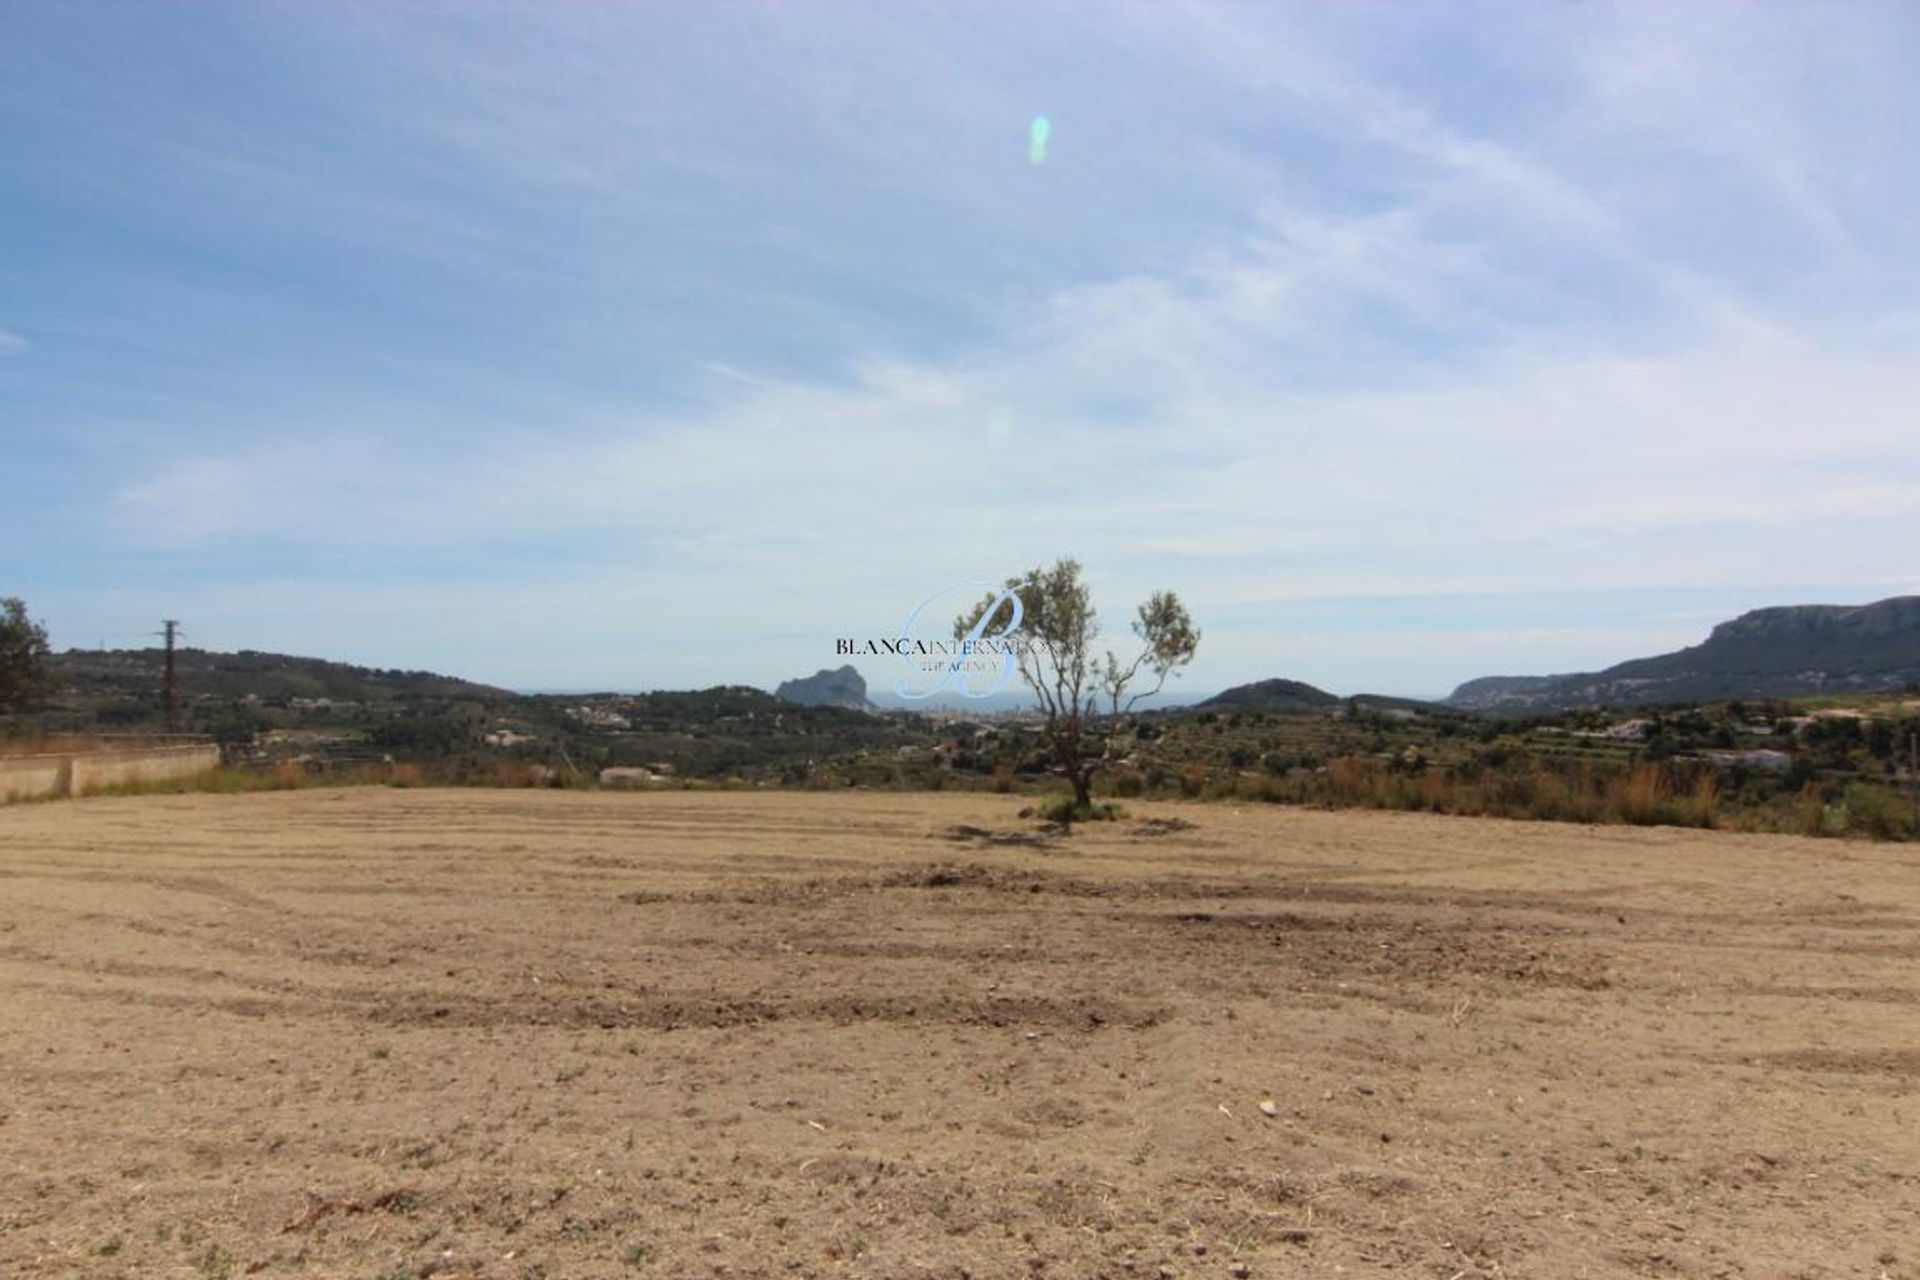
[1070,766,1093,812]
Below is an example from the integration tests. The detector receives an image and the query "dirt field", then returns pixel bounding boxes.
[2,790,1917,1279]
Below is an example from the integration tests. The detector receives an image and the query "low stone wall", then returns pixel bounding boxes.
[0,754,72,803]
[1,743,221,803]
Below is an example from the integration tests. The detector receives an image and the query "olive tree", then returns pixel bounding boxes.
[956,558,1198,815]
[0,597,54,714]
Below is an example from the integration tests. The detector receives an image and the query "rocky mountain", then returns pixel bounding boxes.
[1447,596,1920,710]
[1197,677,1341,713]
[774,664,875,711]
[1444,675,1567,709]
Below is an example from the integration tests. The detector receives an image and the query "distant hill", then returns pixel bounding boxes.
[1197,678,1341,713]
[775,664,874,711]
[1197,679,1451,717]
[866,687,1216,714]
[51,647,513,706]
[564,684,876,728]
[1345,693,1454,716]
[1447,596,1920,710]
[1445,675,1566,709]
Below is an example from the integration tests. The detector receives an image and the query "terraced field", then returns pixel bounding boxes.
[2,789,1917,1278]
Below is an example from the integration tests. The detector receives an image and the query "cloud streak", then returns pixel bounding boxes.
[5,1,1917,694]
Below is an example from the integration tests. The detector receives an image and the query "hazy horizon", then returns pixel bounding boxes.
[61,584,1920,708]
[7,3,1918,695]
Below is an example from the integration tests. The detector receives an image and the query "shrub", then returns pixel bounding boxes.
[1204,773,1242,800]
[1793,783,1827,836]
[1613,765,1670,826]
[1244,775,1288,804]
[1676,770,1719,829]
[1033,794,1126,824]
[1842,783,1906,840]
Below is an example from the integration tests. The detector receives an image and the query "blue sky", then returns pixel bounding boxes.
[4,2,1918,697]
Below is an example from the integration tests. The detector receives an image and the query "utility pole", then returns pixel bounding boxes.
[161,620,180,735]
[1910,732,1918,841]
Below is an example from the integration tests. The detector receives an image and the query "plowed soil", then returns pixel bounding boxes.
[2,789,1917,1278]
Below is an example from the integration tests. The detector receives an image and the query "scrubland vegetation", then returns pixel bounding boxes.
[15,682,1915,840]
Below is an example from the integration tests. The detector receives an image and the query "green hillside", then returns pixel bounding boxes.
[51,647,514,706]
[1197,677,1341,713]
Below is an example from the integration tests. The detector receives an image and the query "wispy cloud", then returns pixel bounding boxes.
[103,299,1920,692]
[7,1,1918,693]
[0,327,23,356]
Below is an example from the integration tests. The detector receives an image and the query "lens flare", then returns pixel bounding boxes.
[1029,115,1050,166]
